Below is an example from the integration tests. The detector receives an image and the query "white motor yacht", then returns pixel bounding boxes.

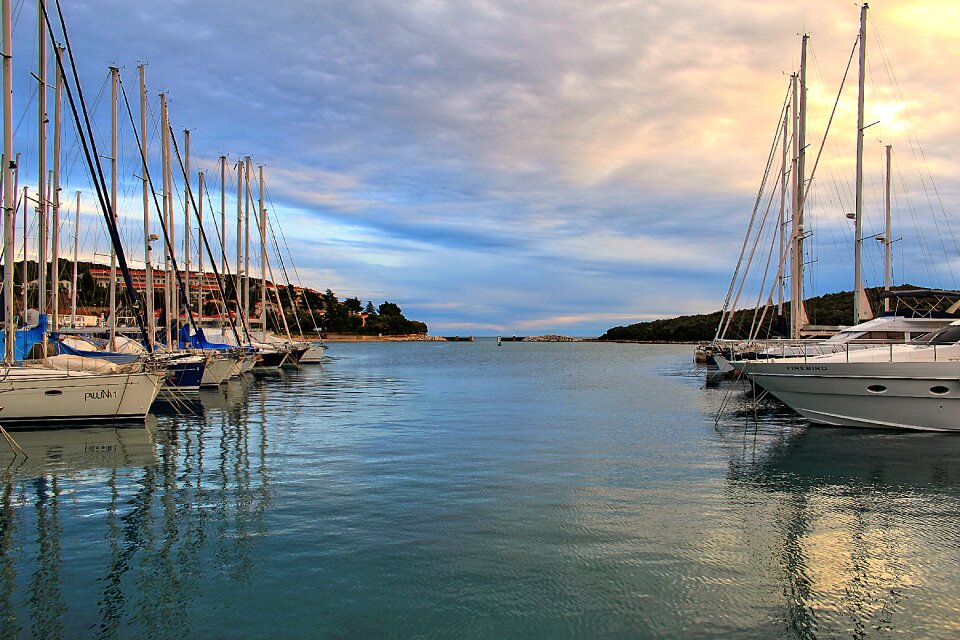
[735,322,960,431]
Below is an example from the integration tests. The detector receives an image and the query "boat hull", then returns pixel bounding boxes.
[201,354,236,387]
[253,350,287,370]
[742,361,960,432]
[298,345,326,364]
[163,359,204,393]
[0,369,163,429]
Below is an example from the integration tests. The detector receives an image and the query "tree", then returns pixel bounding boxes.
[344,297,362,313]
[364,301,376,315]
[378,301,402,316]
[321,289,339,310]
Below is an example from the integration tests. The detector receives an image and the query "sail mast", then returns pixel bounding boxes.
[109,66,118,347]
[197,170,204,321]
[789,72,800,339]
[236,158,243,336]
[36,0,47,317]
[51,46,63,330]
[20,186,26,320]
[161,93,172,349]
[183,129,191,328]
[884,143,892,312]
[220,155,226,282]
[70,191,79,326]
[140,65,154,349]
[853,2,869,322]
[778,88,788,328]
[259,165,266,341]
[244,156,251,333]
[2,0,14,362]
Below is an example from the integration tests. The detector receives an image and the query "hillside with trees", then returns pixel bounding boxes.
[599,286,931,342]
[10,259,428,337]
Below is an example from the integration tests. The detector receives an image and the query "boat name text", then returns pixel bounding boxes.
[85,389,117,402]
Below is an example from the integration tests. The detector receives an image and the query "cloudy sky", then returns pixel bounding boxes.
[7,0,960,335]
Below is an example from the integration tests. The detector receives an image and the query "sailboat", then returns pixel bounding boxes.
[736,4,960,432]
[0,0,163,428]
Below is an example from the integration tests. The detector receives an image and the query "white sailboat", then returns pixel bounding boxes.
[0,0,162,428]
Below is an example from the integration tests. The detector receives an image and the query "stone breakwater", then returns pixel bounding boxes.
[522,335,581,342]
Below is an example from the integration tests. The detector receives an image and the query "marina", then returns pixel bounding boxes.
[1,1,959,637]
[3,341,960,638]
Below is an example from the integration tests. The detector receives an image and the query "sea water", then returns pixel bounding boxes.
[1,341,959,639]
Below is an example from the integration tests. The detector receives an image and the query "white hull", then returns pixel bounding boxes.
[298,345,327,363]
[239,354,256,374]
[200,354,236,387]
[0,367,163,428]
[742,360,960,432]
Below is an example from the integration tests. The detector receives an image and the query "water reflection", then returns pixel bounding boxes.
[0,374,272,640]
[726,427,960,638]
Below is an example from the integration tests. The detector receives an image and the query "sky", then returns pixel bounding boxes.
[6,0,960,336]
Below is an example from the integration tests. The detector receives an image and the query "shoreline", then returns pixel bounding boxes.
[317,334,696,344]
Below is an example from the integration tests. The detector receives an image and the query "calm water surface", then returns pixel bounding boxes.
[2,341,959,639]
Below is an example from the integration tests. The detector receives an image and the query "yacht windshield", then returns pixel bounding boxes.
[911,325,960,345]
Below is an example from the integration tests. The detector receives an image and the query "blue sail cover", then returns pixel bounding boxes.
[0,314,49,362]
[179,325,236,351]
[52,338,140,364]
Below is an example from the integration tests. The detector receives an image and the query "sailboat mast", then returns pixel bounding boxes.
[183,129,191,327]
[853,2,868,323]
[778,92,788,324]
[235,159,243,334]
[70,191,78,326]
[884,144,892,312]
[2,0,14,362]
[161,93,172,349]
[51,46,63,330]
[20,186,26,320]
[197,170,204,321]
[36,0,47,316]
[220,155,226,282]
[140,65,154,349]
[243,156,251,332]
[109,66,118,346]
[789,72,800,339]
[259,165,266,340]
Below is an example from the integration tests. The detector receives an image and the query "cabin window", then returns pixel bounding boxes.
[867,385,887,393]
[929,386,950,395]
[44,389,63,396]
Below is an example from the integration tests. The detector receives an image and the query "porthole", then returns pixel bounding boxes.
[929,386,950,395]
[44,389,63,396]
[867,385,887,393]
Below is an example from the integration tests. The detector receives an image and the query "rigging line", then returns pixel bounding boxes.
[114,75,202,341]
[165,121,251,347]
[799,35,858,212]
[12,76,37,139]
[748,168,785,340]
[264,186,320,331]
[264,205,303,336]
[42,0,152,351]
[895,157,937,287]
[873,20,959,284]
[262,188,307,334]
[715,80,791,341]
[724,156,782,340]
